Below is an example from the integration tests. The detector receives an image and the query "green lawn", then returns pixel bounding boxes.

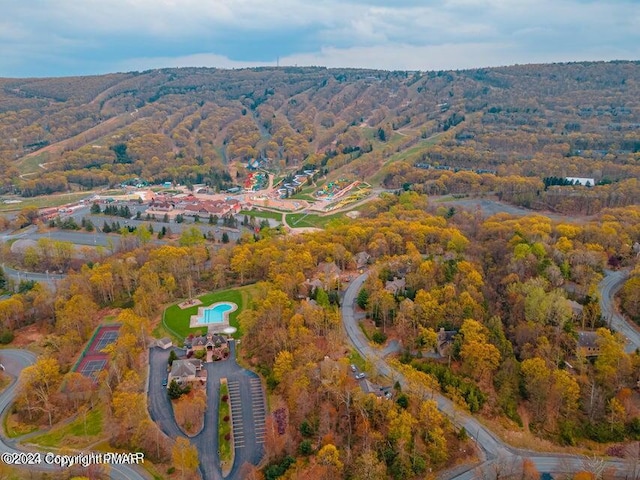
[162,285,255,341]
[287,211,348,229]
[289,193,317,201]
[29,407,103,448]
[239,209,283,222]
[16,152,49,175]
[0,192,90,213]
[4,413,38,439]
[369,133,443,185]
[218,381,233,467]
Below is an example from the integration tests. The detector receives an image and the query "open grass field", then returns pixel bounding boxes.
[369,133,443,185]
[15,152,50,175]
[162,285,256,340]
[289,192,317,202]
[29,407,103,448]
[287,211,348,228]
[0,192,89,213]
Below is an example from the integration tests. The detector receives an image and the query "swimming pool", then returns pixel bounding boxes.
[190,301,238,330]
[203,303,233,324]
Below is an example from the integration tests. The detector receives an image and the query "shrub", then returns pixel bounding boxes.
[0,330,14,344]
[372,331,387,344]
[224,433,231,441]
[222,394,228,402]
[298,439,313,455]
[299,420,314,438]
[223,415,229,422]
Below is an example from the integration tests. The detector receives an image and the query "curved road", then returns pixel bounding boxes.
[0,349,149,480]
[599,270,640,353]
[2,264,66,290]
[342,273,631,479]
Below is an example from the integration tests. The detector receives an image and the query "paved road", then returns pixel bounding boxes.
[599,269,640,353]
[148,341,265,480]
[0,349,149,480]
[341,273,632,479]
[2,263,66,289]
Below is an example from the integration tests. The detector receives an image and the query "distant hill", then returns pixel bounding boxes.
[1,62,639,213]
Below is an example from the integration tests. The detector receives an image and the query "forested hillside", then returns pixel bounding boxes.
[1,63,640,480]
[1,62,639,214]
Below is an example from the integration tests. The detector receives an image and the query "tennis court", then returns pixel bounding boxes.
[89,328,120,353]
[74,325,121,380]
[76,358,107,379]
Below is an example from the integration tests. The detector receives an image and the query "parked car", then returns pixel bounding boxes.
[355,372,366,379]
[350,364,357,372]
[162,378,168,387]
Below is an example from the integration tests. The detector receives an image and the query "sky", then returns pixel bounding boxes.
[1,0,639,78]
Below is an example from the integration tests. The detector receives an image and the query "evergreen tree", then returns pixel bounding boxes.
[167,379,183,399]
[168,350,178,366]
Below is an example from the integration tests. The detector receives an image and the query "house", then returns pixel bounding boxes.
[360,379,393,400]
[156,338,173,350]
[385,277,406,295]
[301,278,325,297]
[316,261,342,289]
[567,300,584,318]
[148,195,175,212]
[577,331,600,357]
[354,251,371,270]
[168,359,205,386]
[437,328,457,358]
[185,333,227,353]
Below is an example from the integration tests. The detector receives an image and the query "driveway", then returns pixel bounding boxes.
[148,341,265,480]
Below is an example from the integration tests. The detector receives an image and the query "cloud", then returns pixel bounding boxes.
[0,0,638,77]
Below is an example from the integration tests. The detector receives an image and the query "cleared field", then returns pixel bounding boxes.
[287,211,347,228]
[0,192,89,212]
[29,408,104,448]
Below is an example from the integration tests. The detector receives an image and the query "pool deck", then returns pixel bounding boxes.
[190,301,238,332]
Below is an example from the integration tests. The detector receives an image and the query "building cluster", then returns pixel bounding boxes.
[148,194,242,218]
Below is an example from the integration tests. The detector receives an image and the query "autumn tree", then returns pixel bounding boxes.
[17,357,63,426]
[172,436,199,480]
[458,319,501,384]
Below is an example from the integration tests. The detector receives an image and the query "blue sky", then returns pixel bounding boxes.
[1,0,639,78]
